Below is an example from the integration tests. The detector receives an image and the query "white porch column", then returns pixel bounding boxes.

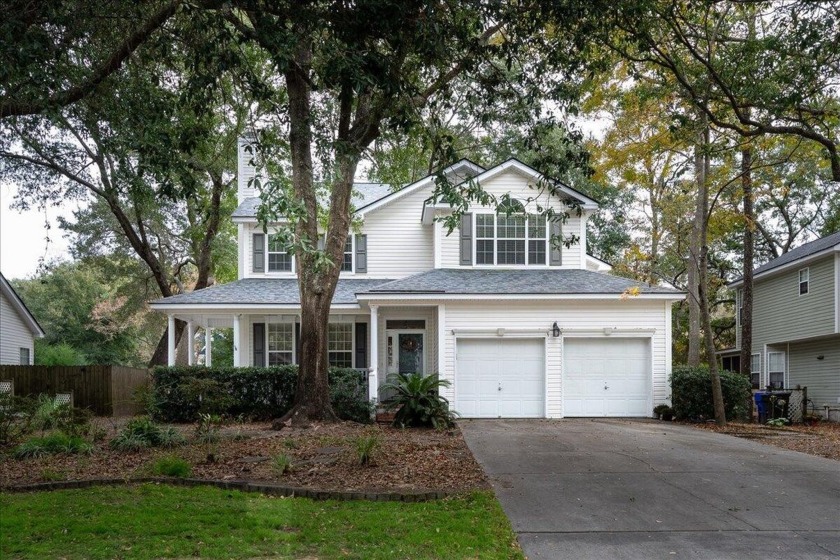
[167,315,176,366]
[437,304,446,375]
[232,314,242,367]
[204,326,213,367]
[187,321,196,366]
[368,305,379,402]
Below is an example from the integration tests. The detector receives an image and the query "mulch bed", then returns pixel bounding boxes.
[689,420,840,461]
[0,420,489,493]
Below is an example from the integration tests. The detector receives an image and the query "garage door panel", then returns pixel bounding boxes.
[456,338,544,418]
[564,338,651,418]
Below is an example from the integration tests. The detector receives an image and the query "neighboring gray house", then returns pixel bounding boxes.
[0,272,45,365]
[729,232,840,414]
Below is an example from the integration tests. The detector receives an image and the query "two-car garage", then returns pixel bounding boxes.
[455,336,652,418]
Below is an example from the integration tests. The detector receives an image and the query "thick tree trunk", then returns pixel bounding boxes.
[149,320,186,366]
[739,143,754,383]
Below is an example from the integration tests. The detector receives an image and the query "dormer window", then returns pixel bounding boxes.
[475,213,547,266]
[799,268,809,295]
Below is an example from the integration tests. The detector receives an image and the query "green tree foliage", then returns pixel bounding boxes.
[13,260,155,367]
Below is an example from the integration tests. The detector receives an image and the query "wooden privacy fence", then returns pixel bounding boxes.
[0,365,150,417]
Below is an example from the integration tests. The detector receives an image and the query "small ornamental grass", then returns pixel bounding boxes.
[272,453,293,475]
[149,455,192,478]
[14,432,93,459]
[352,432,381,466]
[110,417,184,452]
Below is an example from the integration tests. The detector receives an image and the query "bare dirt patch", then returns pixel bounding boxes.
[0,420,489,492]
[689,421,840,461]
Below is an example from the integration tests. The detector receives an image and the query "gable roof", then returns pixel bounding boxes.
[0,272,45,337]
[730,230,840,286]
[358,268,683,298]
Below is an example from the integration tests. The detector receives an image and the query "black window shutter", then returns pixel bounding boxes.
[253,233,265,272]
[355,234,367,273]
[549,220,562,266]
[355,322,368,369]
[253,322,266,367]
[460,213,473,266]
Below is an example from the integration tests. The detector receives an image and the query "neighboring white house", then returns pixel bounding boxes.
[150,141,684,418]
[0,272,45,365]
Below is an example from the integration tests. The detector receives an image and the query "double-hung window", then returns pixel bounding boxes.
[341,237,353,272]
[750,352,760,389]
[19,348,30,365]
[767,351,785,389]
[328,323,353,368]
[267,234,293,272]
[267,323,294,365]
[799,268,809,295]
[475,214,547,266]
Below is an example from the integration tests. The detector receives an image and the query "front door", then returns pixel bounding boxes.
[386,330,425,376]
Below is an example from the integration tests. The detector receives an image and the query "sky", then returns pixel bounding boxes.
[0,183,79,280]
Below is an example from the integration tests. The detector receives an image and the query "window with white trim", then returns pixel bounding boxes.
[799,268,809,295]
[328,323,353,368]
[750,352,760,389]
[767,351,785,389]
[475,214,547,266]
[268,234,293,272]
[737,288,743,326]
[341,237,353,272]
[267,323,294,365]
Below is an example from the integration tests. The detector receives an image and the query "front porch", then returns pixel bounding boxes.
[163,304,444,404]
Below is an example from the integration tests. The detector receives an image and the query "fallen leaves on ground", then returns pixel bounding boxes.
[0,420,489,492]
[690,421,840,461]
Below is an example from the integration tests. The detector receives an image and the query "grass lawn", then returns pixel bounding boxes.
[0,484,523,559]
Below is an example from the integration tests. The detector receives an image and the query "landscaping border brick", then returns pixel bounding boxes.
[0,477,456,502]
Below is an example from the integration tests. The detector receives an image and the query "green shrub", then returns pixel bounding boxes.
[352,432,381,466]
[150,366,371,423]
[150,455,192,478]
[34,342,87,366]
[110,417,185,451]
[670,365,752,422]
[0,394,36,446]
[381,373,457,429]
[14,433,93,459]
[330,369,374,424]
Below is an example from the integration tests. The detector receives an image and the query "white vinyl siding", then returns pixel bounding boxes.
[0,291,36,365]
[237,137,258,202]
[436,299,669,418]
[787,337,840,413]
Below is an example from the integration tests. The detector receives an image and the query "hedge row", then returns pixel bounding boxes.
[670,365,752,421]
[149,366,372,423]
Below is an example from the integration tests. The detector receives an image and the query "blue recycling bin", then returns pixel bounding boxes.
[754,392,768,423]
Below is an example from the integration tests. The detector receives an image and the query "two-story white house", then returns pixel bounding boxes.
[150,140,684,418]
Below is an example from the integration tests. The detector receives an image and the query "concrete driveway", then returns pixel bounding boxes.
[461,419,840,560]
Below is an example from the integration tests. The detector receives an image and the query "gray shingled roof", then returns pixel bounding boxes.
[233,183,393,219]
[364,269,682,295]
[151,278,395,306]
[753,231,840,277]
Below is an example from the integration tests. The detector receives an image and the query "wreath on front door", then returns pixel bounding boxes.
[400,337,420,353]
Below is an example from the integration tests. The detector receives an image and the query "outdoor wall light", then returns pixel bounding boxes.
[552,322,560,337]
[817,355,825,360]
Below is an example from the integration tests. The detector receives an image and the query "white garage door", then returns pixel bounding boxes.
[456,338,544,418]
[564,338,651,417]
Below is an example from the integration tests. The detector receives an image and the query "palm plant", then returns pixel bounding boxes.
[380,373,457,429]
